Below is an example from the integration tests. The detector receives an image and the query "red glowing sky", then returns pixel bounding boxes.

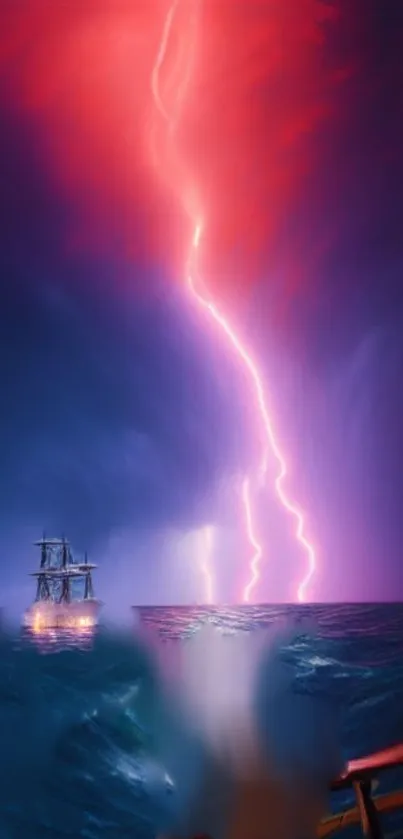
[0,0,353,301]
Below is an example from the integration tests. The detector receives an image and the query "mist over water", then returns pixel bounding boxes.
[177,623,263,749]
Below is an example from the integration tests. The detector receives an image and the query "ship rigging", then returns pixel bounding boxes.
[24,536,101,631]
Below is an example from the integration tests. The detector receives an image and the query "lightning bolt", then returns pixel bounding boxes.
[242,478,262,604]
[201,525,214,606]
[150,0,316,605]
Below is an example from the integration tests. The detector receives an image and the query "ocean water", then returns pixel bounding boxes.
[1,603,403,839]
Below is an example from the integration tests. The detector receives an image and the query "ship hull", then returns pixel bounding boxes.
[23,599,101,631]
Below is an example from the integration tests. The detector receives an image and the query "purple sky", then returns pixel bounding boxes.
[1,1,403,619]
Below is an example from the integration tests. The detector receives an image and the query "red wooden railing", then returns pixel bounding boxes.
[321,741,403,838]
[332,743,403,790]
[182,742,403,839]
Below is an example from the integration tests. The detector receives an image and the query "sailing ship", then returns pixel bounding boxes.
[23,536,102,631]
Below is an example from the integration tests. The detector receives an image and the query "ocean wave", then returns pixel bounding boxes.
[0,604,402,838]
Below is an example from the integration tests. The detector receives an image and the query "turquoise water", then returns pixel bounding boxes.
[1,603,402,838]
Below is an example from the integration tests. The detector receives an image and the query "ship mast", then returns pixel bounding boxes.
[30,537,97,605]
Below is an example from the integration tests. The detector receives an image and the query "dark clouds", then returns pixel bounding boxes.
[0,103,255,561]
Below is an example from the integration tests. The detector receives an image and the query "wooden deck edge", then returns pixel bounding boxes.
[318,790,403,837]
